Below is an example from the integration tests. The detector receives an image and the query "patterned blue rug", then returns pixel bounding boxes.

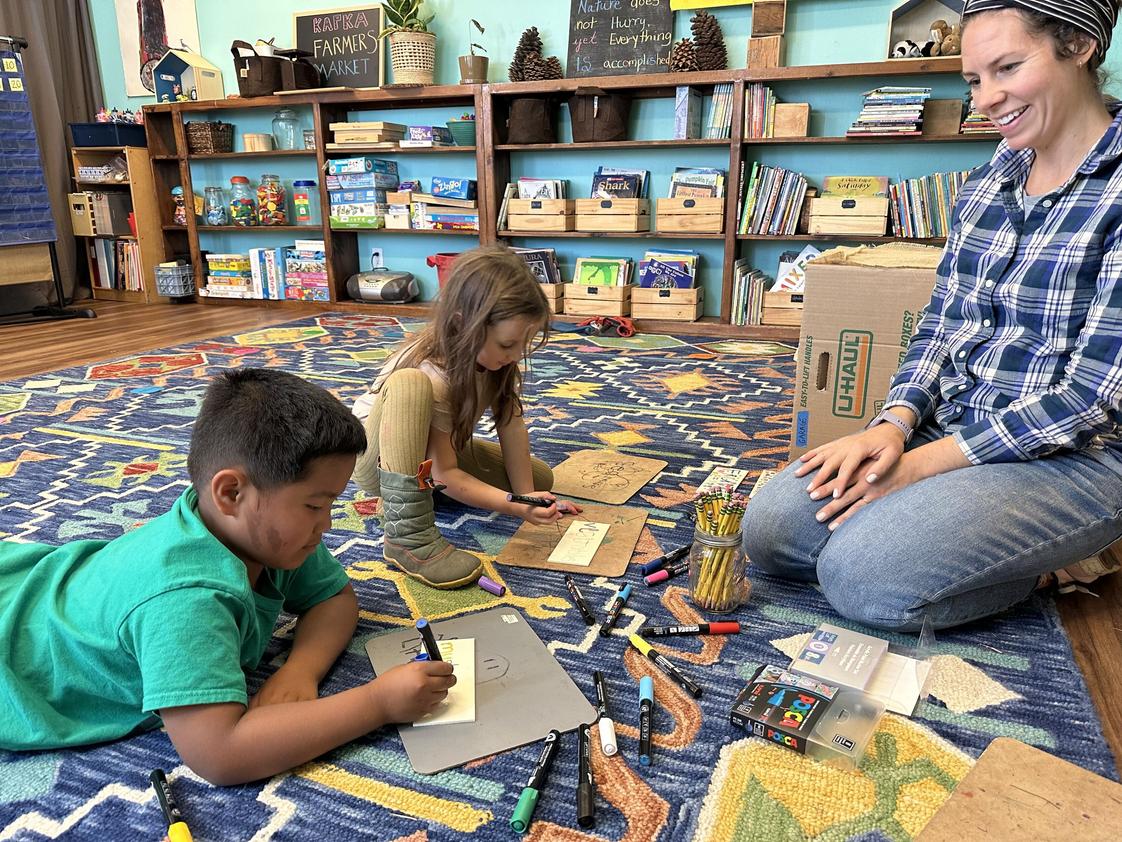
[0,314,1114,841]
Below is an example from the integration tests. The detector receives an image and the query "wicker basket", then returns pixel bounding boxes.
[388,31,436,85]
[186,121,235,154]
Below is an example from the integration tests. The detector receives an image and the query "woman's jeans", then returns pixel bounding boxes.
[741,426,1122,631]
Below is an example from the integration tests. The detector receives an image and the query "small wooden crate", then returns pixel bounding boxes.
[563,283,631,317]
[574,198,650,232]
[507,214,575,232]
[539,282,564,314]
[748,35,783,70]
[654,198,724,233]
[761,290,804,326]
[773,102,810,138]
[631,285,703,321]
[751,0,788,36]
[806,196,889,236]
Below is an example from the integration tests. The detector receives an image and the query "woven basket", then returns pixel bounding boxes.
[388,31,436,85]
[186,121,234,154]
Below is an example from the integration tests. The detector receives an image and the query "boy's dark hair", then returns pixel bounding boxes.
[188,368,366,490]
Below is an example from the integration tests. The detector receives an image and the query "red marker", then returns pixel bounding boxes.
[639,623,740,637]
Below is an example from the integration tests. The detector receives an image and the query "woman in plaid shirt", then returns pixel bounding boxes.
[744,0,1122,630]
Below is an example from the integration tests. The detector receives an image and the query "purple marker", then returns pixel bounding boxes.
[478,575,505,596]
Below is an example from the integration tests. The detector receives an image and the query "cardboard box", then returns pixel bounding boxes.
[790,264,934,458]
[153,48,224,103]
[631,286,703,321]
[654,198,724,233]
[430,176,477,200]
[807,197,889,236]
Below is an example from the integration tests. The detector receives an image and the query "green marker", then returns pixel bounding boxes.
[510,729,561,833]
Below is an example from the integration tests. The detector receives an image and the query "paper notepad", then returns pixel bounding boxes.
[698,467,749,493]
[547,520,609,567]
[414,638,476,727]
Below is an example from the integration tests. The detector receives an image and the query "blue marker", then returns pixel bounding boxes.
[639,676,653,767]
[598,584,632,637]
[416,618,442,661]
[638,544,690,576]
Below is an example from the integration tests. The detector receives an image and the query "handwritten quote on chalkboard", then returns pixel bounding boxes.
[567,0,673,78]
[293,5,383,88]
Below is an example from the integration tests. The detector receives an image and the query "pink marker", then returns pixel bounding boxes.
[644,560,689,586]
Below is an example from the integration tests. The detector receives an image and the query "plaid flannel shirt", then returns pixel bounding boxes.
[884,103,1122,464]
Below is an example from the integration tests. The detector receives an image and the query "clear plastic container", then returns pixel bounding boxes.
[688,527,750,613]
[292,179,317,225]
[228,176,256,226]
[271,107,301,150]
[203,186,228,226]
[256,174,287,225]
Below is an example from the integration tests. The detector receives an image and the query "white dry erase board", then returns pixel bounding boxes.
[365,607,595,774]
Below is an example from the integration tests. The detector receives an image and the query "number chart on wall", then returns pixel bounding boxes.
[567,0,674,78]
[0,48,55,247]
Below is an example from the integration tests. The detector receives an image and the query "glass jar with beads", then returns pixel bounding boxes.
[688,489,750,614]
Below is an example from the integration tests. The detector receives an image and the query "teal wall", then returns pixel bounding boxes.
[87,1,1122,314]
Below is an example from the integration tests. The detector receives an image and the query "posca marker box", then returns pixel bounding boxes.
[730,664,884,769]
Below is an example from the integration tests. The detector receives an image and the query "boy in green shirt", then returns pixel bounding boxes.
[0,368,455,785]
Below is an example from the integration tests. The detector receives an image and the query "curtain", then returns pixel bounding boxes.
[0,0,103,313]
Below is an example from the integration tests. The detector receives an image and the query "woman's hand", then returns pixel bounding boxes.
[795,424,907,501]
[807,449,925,530]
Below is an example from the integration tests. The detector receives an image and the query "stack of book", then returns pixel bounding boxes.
[591,167,648,199]
[247,246,288,299]
[409,192,479,231]
[960,107,997,134]
[327,121,406,150]
[730,258,771,326]
[283,240,329,301]
[202,253,253,299]
[637,248,698,288]
[402,125,454,148]
[512,247,562,284]
[847,86,932,137]
[704,82,735,139]
[889,170,970,238]
[745,83,778,139]
[89,239,142,292]
[517,177,566,199]
[668,166,725,198]
[738,162,809,236]
[573,256,632,286]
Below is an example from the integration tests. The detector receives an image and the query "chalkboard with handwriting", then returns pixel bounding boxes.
[567,0,673,78]
[293,5,383,88]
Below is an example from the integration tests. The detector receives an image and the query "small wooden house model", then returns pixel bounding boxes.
[887,0,963,58]
[153,48,224,103]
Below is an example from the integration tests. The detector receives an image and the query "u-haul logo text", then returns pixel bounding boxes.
[832,330,872,418]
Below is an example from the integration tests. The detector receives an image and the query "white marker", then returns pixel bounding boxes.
[592,670,617,756]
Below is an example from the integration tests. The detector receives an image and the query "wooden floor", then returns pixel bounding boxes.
[2,300,1120,775]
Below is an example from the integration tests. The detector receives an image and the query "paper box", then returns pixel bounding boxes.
[674,86,703,140]
[153,48,224,103]
[790,264,934,458]
[430,176,477,201]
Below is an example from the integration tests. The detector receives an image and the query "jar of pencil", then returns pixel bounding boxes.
[689,490,750,614]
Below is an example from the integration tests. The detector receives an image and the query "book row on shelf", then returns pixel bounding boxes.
[200,239,328,301]
[88,239,143,292]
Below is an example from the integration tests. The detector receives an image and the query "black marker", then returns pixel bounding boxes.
[638,676,653,767]
[643,559,690,587]
[507,493,552,507]
[598,584,632,637]
[638,544,690,576]
[415,618,442,662]
[576,722,596,828]
[511,729,561,833]
[565,575,596,625]
[150,769,193,842]
[629,634,703,698]
[592,670,617,756]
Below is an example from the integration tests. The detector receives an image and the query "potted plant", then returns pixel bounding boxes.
[379,0,436,86]
[459,19,488,84]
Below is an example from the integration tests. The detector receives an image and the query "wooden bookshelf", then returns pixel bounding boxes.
[136,60,993,337]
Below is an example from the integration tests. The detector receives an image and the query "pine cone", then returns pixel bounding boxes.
[691,10,728,71]
[509,26,544,82]
[669,38,699,72]
[523,52,563,81]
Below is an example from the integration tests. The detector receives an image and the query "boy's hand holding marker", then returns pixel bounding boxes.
[506,492,582,526]
[369,660,456,722]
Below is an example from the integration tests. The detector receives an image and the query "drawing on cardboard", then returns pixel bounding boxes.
[547,520,610,566]
[414,638,476,727]
[551,449,667,504]
[495,504,647,577]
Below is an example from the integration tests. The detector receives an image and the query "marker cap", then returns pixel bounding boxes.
[629,634,654,658]
[168,824,193,842]
[639,675,654,703]
[709,621,740,634]
[639,557,666,576]
[618,583,632,600]
[478,575,505,596]
[598,717,617,756]
[510,786,539,834]
[643,569,670,586]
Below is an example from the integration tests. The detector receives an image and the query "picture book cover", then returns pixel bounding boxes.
[821,175,890,197]
[574,257,628,286]
[591,173,641,199]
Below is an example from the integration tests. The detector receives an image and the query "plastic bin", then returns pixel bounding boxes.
[426,252,463,288]
[70,122,148,147]
[446,119,477,146]
[154,264,196,298]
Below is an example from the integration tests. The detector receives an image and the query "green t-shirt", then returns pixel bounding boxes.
[0,487,349,750]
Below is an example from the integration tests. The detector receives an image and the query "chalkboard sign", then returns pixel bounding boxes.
[293,5,383,89]
[567,0,674,78]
